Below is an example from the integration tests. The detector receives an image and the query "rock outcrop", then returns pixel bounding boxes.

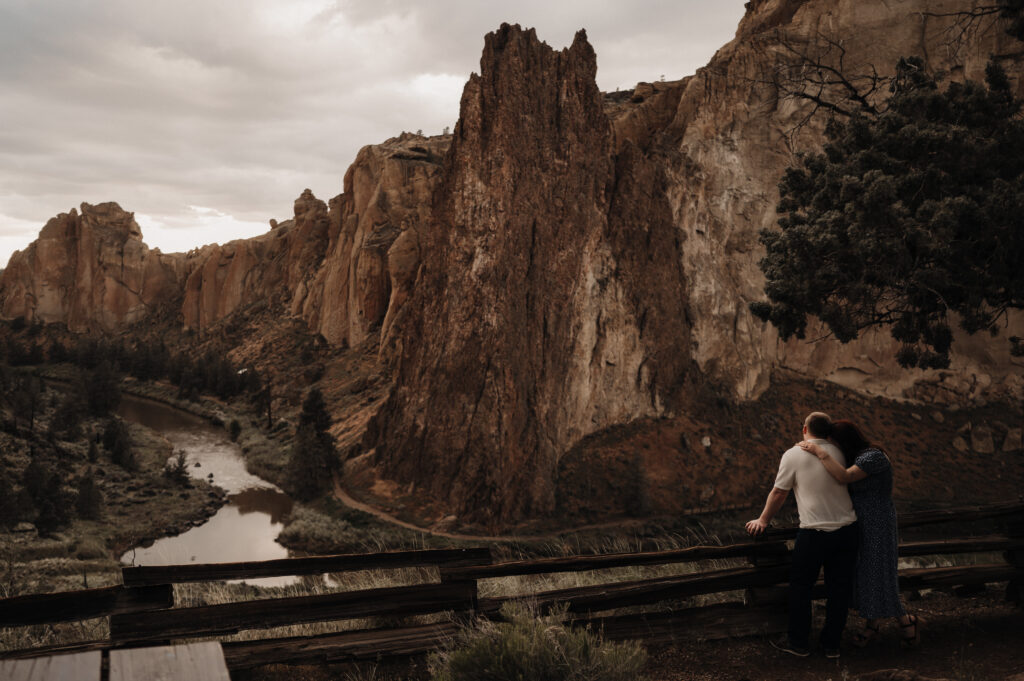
[0,202,184,332]
[296,134,447,350]
[182,189,330,332]
[367,25,691,524]
[665,0,1024,402]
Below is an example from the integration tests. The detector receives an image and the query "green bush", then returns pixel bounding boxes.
[277,506,359,554]
[430,604,647,681]
[72,537,108,560]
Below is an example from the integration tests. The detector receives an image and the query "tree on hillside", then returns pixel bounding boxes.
[75,469,103,520]
[288,388,339,501]
[82,361,121,416]
[103,418,136,470]
[11,372,43,433]
[752,58,1024,368]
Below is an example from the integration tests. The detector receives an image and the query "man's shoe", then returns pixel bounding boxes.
[823,647,840,659]
[770,637,810,657]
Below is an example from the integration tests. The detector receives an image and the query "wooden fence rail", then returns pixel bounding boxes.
[1,500,1022,671]
[121,548,491,587]
[109,581,478,644]
[0,584,172,627]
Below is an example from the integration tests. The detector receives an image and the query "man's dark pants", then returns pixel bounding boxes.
[788,522,859,650]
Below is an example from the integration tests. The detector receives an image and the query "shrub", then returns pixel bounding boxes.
[277,506,359,554]
[72,537,108,560]
[430,604,648,681]
[228,419,241,442]
[75,470,103,519]
[164,451,190,486]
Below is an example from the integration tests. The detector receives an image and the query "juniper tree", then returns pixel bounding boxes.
[752,58,1024,368]
[288,388,339,501]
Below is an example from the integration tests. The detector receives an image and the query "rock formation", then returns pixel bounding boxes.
[367,25,691,524]
[0,202,184,332]
[296,134,447,350]
[665,0,1024,402]
[182,188,329,333]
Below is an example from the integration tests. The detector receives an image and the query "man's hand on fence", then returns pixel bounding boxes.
[745,518,769,536]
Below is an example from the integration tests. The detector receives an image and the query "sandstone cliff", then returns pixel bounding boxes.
[0,202,184,332]
[366,25,691,524]
[667,0,1024,402]
[181,188,329,333]
[296,134,447,350]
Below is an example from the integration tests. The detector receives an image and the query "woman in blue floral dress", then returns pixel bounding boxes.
[801,420,922,647]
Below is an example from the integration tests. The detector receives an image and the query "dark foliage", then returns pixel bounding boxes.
[228,419,241,442]
[753,59,1024,368]
[103,418,136,470]
[34,473,72,535]
[75,469,103,520]
[288,388,339,501]
[81,361,122,416]
[0,473,21,528]
[164,451,191,486]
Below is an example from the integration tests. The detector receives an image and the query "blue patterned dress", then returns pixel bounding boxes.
[848,447,905,619]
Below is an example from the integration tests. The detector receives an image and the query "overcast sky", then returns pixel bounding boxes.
[0,1,746,267]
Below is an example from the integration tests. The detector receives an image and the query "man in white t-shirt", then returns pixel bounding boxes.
[746,412,858,658]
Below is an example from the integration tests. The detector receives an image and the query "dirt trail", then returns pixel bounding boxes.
[331,476,657,543]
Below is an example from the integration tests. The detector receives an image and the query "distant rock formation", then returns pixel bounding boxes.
[0,202,184,332]
[296,134,447,350]
[181,188,329,333]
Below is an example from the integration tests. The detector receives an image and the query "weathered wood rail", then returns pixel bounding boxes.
[1,501,1022,674]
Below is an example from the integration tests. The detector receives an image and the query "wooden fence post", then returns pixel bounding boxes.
[1004,511,1024,606]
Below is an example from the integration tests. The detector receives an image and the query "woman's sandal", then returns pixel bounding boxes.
[852,622,881,648]
[900,614,923,648]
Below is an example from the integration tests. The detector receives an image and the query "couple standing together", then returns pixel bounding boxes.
[746,412,922,658]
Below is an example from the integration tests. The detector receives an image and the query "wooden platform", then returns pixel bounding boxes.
[0,643,231,681]
[110,642,231,681]
[0,650,100,681]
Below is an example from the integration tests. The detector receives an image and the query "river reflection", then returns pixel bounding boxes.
[117,395,297,586]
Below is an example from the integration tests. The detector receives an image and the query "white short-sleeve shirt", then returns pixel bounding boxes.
[774,439,857,531]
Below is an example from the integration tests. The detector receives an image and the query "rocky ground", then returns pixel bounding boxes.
[647,588,1024,681]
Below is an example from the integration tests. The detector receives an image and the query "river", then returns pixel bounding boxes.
[116,395,298,586]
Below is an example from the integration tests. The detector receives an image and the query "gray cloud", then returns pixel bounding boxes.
[0,0,746,264]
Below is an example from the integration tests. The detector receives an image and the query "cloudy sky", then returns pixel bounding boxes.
[0,1,746,267]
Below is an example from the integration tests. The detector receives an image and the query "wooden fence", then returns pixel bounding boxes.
[1,501,1022,672]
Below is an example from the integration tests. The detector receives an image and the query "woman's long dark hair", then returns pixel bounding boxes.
[830,420,886,465]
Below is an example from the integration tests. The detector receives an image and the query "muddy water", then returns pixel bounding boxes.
[116,395,297,586]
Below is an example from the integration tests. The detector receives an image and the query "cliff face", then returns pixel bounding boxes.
[667,0,1024,402]
[367,25,691,524]
[296,134,447,350]
[182,189,330,333]
[0,202,184,332]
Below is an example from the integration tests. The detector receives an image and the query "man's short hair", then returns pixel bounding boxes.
[804,412,833,438]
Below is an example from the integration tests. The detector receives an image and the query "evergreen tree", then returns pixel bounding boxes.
[21,455,49,503]
[753,59,1024,368]
[75,470,103,520]
[83,361,121,416]
[288,388,338,501]
[103,419,136,470]
[35,473,71,535]
[0,473,19,529]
